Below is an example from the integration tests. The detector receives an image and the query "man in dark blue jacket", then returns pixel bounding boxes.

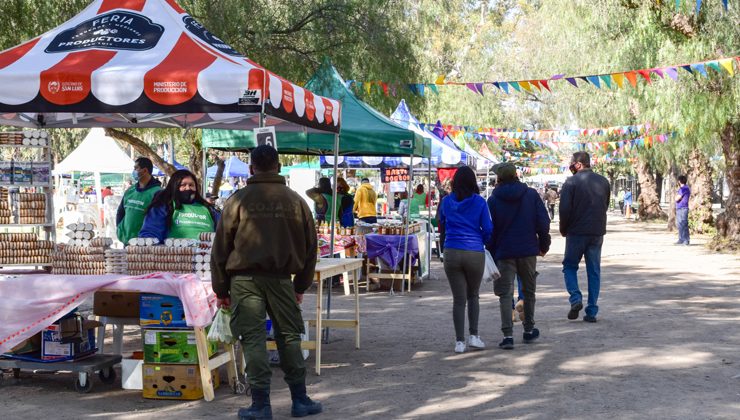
[487,163,551,350]
[559,152,611,323]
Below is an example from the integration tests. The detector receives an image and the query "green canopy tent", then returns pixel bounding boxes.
[202,58,429,157]
[203,59,430,294]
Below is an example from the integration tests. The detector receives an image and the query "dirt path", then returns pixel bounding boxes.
[2,214,739,419]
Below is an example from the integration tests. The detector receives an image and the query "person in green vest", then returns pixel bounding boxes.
[116,157,162,245]
[408,184,427,219]
[138,169,220,243]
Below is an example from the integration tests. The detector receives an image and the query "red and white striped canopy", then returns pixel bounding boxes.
[0,0,341,133]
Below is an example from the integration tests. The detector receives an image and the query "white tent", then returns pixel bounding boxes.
[55,128,135,226]
[55,128,134,174]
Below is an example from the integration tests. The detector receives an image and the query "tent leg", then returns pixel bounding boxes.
[427,164,432,280]
[202,148,208,194]
[400,153,413,294]
[94,171,103,230]
[325,133,340,343]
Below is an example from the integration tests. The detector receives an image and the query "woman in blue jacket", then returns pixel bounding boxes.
[139,170,220,243]
[438,166,493,353]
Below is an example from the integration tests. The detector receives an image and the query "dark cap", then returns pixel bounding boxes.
[493,162,517,180]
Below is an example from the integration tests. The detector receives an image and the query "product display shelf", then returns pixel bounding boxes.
[0,133,56,268]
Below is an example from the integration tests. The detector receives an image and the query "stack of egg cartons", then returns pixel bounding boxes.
[0,232,53,266]
[52,224,115,275]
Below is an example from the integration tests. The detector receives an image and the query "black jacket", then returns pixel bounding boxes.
[559,169,611,236]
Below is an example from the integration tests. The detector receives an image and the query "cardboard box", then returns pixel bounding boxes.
[32,162,50,185]
[143,329,217,364]
[122,358,144,390]
[0,161,12,184]
[142,364,219,400]
[94,290,141,318]
[12,161,32,185]
[9,332,41,355]
[140,294,187,329]
[41,320,97,360]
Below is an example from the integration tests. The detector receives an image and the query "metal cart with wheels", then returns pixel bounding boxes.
[0,354,122,393]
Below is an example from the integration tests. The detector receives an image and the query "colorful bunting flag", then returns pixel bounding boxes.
[719,58,735,76]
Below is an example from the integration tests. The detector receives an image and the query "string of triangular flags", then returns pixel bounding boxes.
[422,122,653,142]
[346,56,738,97]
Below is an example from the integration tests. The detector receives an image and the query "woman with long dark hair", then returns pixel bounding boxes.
[139,169,220,242]
[306,177,332,222]
[438,166,493,353]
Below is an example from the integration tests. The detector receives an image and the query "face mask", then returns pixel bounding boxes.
[569,164,578,175]
[178,190,195,204]
[132,171,140,182]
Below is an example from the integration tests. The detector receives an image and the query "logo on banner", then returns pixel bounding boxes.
[46,80,84,95]
[183,16,242,57]
[381,168,410,183]
[238,89,262,106]
[151,81,188,94]
[45,11,164,53]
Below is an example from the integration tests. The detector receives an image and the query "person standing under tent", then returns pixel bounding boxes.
[354,178,378,223]
[438,166,493,353]
[306,177,332,223]
[211,145,322,419]
[617,188,626,215]
[407,184,427,220]
[335,177,355,228]
[116,157,161,245]
[138,170,219,243]
[559,152,610,323]
[675,175,691,246]
[435,179,452,261]
[486,163,551,350]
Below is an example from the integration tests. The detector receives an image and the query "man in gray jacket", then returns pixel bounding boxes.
[559,152,610,323]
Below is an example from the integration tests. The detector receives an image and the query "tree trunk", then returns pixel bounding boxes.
[210,155,225,198]
[686,149,714,234]
[714,121,740,249]
[635,159,666,221]
[666,162,678,231]
[104,128,176,176]
[186,132,203,183]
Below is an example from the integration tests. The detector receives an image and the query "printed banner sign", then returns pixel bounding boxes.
[382,167,410,183]
[183,16,242,57]
[45,11,164,53]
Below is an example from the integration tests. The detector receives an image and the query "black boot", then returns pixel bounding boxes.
[238,388,272,420]
[289,383,323,417]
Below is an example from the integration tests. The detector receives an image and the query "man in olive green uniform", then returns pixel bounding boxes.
[116,157,161,245]
[212,145,321,420]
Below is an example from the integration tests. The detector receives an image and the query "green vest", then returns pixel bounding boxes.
[168,203,214,239]
[322,193,336,222]
[117,184,160,245]
[409,193,425,218]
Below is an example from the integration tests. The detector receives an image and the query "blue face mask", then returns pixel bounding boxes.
[132,171,140,182]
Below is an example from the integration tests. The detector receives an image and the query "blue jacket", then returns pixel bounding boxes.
[486,181,551,260]
[139,202,221,243]
[438,193,492,252]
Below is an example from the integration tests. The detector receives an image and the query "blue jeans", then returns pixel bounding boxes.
[676,207,690,244]
[562,235,603,317]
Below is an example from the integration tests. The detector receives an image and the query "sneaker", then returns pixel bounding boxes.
[523,328,540,343]
[583,315,597,323]
[454,341,466,353]
[468,335,485,349]
[567,302,583,320]
[498,337,514,350]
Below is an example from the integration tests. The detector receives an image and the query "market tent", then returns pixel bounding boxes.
[391,101,467,167]
[55,128,133,174]
[0,0,340,135]
[206,156,249,178]
[203,58,428,157]
[152,160,187,177]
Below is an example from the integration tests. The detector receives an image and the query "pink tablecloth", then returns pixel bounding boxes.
[0,272,217,355]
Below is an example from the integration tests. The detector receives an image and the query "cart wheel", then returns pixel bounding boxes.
[98,367,117,384]
[75,374,93,393]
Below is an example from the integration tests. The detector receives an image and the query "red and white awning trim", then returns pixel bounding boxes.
[0,0,340,132]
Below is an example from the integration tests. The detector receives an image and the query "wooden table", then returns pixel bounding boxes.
[309,258,363,375]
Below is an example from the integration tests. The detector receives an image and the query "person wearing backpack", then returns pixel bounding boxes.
[487,163,551,350]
